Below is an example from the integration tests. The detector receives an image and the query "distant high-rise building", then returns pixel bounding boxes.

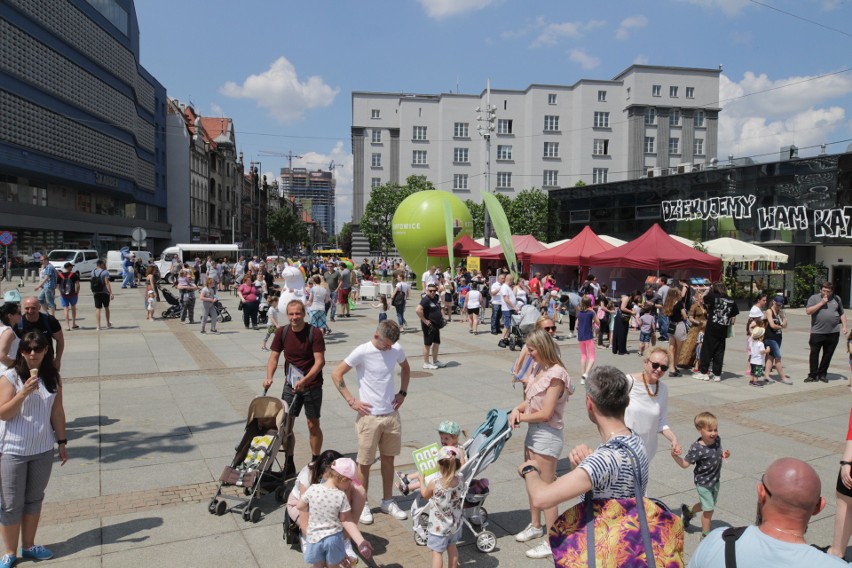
[0,0,169,252]
[351,64,721,224]
[280,168,336,237]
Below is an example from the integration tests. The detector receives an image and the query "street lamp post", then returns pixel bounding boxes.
[476,79,496,247]
[250,161,263,257]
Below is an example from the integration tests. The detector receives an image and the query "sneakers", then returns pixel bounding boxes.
[693,372,709,381]
[681,503,695,525]
[433,360,446,368]
[749,380,764,388]
[777,376,793,385]
[381,500,408,520]
[819,374,829,383]
[566,332,576,339]
[359,505,374,525]
[0,554,14,568]
[712,375,721,382]
[804,375,818,383]
[423,363,438,370]
[498,339,508,348]
[514,523,545,542]
[21,545,53,560]
[525,541,552,559]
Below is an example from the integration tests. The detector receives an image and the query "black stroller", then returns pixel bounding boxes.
[215,299,232,322]
[159,285,181,319]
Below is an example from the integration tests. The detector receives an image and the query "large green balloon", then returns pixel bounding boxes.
[392,191,473,280]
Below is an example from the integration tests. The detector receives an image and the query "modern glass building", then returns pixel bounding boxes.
[0,0,169,255]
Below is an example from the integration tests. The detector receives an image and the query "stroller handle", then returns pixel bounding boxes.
[262,388,269,396]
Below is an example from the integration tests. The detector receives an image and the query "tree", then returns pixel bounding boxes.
[267,206,308,254]
[464,199,484,238]
[509,188,548,240]
[337,222,353,257]
[361,175,435,254]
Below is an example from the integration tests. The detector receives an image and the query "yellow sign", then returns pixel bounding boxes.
[467,256,480,271]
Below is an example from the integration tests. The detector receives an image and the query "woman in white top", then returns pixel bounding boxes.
[625,347,681,462]
[515,278,530,307]
[0,304,22,370]
[465,286,482,335]
[306,274,331,335]
[0,331,67,565]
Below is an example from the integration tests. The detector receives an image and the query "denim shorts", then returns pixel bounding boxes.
[639,331,652,343]
[525,422,564,459]
[303,532,346,565]
[427,527,462,553]
[764,338,782,359]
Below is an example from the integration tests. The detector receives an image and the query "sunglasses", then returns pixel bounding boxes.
[543,326,557,332]
[21,345,47,354]
[649,361,669,372]
[427,289,437,293]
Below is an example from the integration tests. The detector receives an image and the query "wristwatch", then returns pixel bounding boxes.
[56,439,67,446]
[398,390,407,397]
[841,461,852,466]
[520,464,540,479]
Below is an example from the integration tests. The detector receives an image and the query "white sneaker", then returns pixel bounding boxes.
[525,541,552,559]
[359,506,374,525]
[514,523,545,542]
[712,375,721,382]
[423,363,438,370]
[433,360,446,368]
[692,372,709,381]
[381,500,408,520]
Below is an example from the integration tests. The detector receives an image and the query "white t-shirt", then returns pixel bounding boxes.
[624,376,670,460]
[750,340,765,365]
[500,283,517,310]
[422,271,438,288]
[466,289,482,309]
[490,281,504,308]
[344,341,407,416]
[301,483,350,543]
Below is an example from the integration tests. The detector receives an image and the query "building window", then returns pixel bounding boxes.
[592,168,608,184]
[544,115,560,132]
[548,93,557,105]
[497,119,513,135]
[694,138,705,156]
[453,122,469,138]
[644,136,655,154]
[670,109,680,126]
[412,150,428,165]
[543,170,559,187]
[371,109,380,119]
[593,111,610,128]
[644,108,656,125]
[686,87,695,99]
[496,145,513,160]
[371,177,382,188]
[670,86,678,98]
[543,142,560,158]
[371,130,382,143]
[453,174,469,190]
[593,139,609,156]
[371,153,381,168]
[598,90,607,102]
[669,137,680,155]
[453,148,469,163]
[626,87,631,100]
[652,85,661,97]
[694,110,706,127]
[496,172,512,188]
[412,126,427,141]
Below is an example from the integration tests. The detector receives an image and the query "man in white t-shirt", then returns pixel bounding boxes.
[421,266,438,290]
[490,273,506,335]
[500,273,518,343]
[331,320,411,524]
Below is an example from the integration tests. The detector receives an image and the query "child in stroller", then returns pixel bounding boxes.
[504,303,539,351]
[158,285,181,319]
[411,409,513,553]
[396,420,465,496]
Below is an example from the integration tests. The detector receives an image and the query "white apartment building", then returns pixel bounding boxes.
[351,64,721,223]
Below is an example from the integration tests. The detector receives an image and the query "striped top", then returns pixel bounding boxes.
[0,369,57,456]
[577,433,649,499]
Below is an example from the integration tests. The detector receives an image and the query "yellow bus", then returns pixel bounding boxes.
[315,248,344,258]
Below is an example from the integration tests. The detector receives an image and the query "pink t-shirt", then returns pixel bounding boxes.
[524,364,571,430]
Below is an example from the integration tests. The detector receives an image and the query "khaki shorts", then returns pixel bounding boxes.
[356,411,402,465]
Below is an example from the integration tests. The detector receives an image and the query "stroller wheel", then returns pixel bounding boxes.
[476,531,497,553]
[469,506,488,526]
[212,499,227,516]
[413,531,427,546]
[249,507,262,523]
[208,499,217,515]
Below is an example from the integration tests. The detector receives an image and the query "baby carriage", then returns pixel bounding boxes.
[159,285,181,319]
[410,408,513,553]
[208,394,291,523]
[257,302,269,325]
[505,303,539,351]
[214,299,232,322]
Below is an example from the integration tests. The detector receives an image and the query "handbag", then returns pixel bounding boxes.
[237,301,244,311]
[550,440,684,567]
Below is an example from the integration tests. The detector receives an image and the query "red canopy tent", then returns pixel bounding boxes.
[587,224,723,280]
[529,226,614,266]
[477,235,548,274]
[426,234,488,258]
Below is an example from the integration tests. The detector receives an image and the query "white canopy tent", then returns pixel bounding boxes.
[474,237,500,247]
[670,235,700,247]
[599,235,627,247]
[701,237,788,263]
[545,238,570,248]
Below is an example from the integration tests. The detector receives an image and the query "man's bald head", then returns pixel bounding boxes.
[762,457,823,515]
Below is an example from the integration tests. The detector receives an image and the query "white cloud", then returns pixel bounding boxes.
[418,0,495,19]
[718,71,852,160]
[569,49,601,70]
[531,19,606,47]
[289,142,353,233]
[209,102,224,117]
[615,15,647,40]
[675,0,750,17]
[220,57,339,125]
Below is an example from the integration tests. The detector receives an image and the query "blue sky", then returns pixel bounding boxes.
[135,0,852,232]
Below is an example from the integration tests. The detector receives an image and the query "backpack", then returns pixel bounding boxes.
[91,269,106,293]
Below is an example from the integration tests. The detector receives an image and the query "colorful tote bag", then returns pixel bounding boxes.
[549,441,684,567]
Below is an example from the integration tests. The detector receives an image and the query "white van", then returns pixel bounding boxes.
[156,243,239,283]
[106,250,153,277]
[46,249,99,278]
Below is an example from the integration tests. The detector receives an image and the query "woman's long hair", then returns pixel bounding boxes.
[526,328,564,369]
[310,449,343,485]
[662,287,682,317]
[14,331,59,393]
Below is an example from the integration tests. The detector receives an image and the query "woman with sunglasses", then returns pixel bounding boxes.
[0,331,67,567]
[511,316,560,389]
[0,304,22,370]
[625,346,681,463]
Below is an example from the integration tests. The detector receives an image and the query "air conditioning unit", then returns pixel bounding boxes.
[692,162,705,172]
[677,164,689,174]
[647,167,656,178]
[668,167,679,176]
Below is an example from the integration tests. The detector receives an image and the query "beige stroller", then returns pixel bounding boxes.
[208,395,290,523]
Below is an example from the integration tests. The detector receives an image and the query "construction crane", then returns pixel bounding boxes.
[259,149,303,190]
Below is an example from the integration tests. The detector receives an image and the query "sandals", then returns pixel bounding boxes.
[395,471,410,495]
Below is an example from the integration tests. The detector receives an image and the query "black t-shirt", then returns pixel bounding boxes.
[58,271,80,296]
[670,300,685,323]
[705,295,740,337]
[419,295,442,326]
[16,313,62,358]
[270,324,325,389]
[360,263,371,277]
